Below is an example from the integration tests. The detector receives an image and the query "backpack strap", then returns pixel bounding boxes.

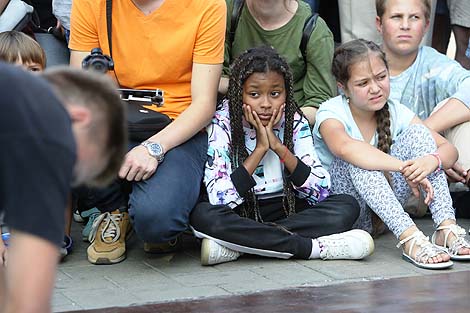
[106,0,113,58]
[228,0,244,51]
[299,12,318,65]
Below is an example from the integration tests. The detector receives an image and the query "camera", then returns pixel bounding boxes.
[82,48,114,74]
[119,88,164,107]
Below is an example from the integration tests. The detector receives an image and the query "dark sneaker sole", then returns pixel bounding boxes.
[88,254,126,265]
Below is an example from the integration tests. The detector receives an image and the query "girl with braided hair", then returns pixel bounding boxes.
[190,46,374,266]
[314,39,470,270]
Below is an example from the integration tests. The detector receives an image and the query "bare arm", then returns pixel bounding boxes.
[1,231,58,313]
[319,118,404,172]
[0,0,8,14]
[411,116,458,169]
[150,62,221,152]
[119,62,221,181]
[424,98,470,133]
[300,107,318,126]
[400,116,459,183]
[218,76,229,95]
[69,50,89,68]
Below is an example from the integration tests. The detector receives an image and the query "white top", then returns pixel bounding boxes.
[313,95,415,170]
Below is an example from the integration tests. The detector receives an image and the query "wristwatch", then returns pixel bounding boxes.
[141,141,165,163]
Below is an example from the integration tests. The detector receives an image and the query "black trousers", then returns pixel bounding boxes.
[190,194,359,260]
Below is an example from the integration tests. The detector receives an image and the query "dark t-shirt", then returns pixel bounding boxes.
[0,63,76,247]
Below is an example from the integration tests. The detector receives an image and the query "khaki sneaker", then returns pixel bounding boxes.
[87,210,131,264]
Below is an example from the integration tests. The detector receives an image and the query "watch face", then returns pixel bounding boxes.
[149,143,163,156]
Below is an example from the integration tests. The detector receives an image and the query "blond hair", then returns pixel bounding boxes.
[0,31,46,69]
[375,0,431,21]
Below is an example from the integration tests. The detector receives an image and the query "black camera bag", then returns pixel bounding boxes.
[126,100,172,142]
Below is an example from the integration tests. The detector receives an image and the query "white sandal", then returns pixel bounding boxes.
[431,224,470,261]
[397,230,453,270]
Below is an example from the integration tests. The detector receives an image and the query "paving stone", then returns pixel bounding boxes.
[170,269,266,287]
[52,292,75,307]
[249,261,333,286]
[133,285,231,304]
[216,273,286,293]
[62,287,141,310]
[143,252,219,276]
[54,303,83,313]
[53,217,470,312]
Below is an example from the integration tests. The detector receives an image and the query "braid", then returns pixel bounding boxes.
[280,58,299,217]
[375,102,392,154]
[228,46,301,219]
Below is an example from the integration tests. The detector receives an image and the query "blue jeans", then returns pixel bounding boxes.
[128,131,208,243]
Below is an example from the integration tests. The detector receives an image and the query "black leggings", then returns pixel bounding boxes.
[190,194,359,260]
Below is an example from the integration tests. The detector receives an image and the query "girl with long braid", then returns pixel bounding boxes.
[314,39,470,270]
[190,46,374,266]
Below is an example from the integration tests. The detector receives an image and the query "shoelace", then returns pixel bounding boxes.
[319,239,349,259]
[88,212,123,243]
[212,243,239,261]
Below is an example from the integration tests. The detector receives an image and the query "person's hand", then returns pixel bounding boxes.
[444,161,468,184]
[400,155,438,183]
[0,240,7,266]
[265,104,285,151]
[118,145,158,181]
[243,104,269,152]
[406,177,434,205]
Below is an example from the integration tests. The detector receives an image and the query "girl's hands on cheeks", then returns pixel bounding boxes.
[243,104,269,152]
[400,155,439,183]
[265,104,284,151]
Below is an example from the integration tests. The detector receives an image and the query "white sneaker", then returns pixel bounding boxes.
[317,229,374,260]
[200,238,241,265]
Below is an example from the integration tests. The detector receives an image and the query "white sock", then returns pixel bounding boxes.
[309,239,321,259]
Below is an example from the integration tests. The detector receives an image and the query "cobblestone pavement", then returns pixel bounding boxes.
[54,216,470,312]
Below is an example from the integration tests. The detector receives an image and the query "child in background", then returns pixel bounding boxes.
[0,30,46,71]
[376,0,470,187]
[190,46,374,266]
[0,30,73,261]
[313,39,470,270]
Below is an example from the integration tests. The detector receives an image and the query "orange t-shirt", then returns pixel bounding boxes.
[69,0,226,119]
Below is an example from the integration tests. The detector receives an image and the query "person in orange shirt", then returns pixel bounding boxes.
[69,0,226,264]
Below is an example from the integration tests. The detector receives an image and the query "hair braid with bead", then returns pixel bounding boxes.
[227,46,303,220]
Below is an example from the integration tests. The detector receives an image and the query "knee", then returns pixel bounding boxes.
[406,124,435,144]
[407,123,429,135]
[331,194,360,231]
[190,202,227,236]
[130,200,187,243]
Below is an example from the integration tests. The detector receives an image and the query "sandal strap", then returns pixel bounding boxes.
[448,237,470,255]
[396,230,426,249]
[397,230,445,264]
[436,224,470,255]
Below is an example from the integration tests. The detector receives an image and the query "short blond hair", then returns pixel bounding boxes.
[376,0,431,21]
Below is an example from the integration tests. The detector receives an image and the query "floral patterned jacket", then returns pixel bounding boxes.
[204,100,331,208]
